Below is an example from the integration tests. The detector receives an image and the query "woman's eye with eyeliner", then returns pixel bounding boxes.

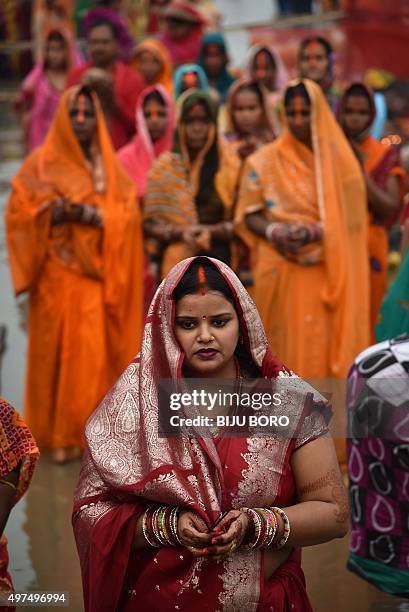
[178,320,196,330]
[213,319,228,327]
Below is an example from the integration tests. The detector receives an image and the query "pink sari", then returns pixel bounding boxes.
[16,30,82,153]
[117,85,175,200]
[73,257,329,611]
[118,85,175,315]
[159,2,206,68]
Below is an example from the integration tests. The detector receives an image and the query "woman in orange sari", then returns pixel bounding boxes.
[5,86,143,464]
[338,82,407,334]
[132,38,173,95]
[244,44,289,135]
[235,79,370,381]
[0,397,39,602]
[221,79,275,202]
[144,89,234,278]
[220,79,275,287]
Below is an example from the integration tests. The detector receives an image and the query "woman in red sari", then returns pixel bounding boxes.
[73,256,348,611]
[339,82,407,334]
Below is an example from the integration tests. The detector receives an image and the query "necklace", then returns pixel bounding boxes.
[209,358,243,439]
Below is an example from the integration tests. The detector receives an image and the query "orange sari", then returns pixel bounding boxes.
[219,79,276,284]
[235,79,370,380]
[132,38,174,95]
[5,88,143,450]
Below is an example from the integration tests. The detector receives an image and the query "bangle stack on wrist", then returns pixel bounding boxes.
[264,222,280,244]
[305,223,323,244]
[240,507,277,549]
[142,505,183,547]
[81,204,102,227]
[221,221,233,238]
[240,506,290,550]
[270,506,291,549]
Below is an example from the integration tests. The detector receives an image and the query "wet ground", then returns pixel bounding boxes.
[1,91,408,612]
[5,453,409,612]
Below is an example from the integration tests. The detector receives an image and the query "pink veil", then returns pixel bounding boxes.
[117,84,175,198]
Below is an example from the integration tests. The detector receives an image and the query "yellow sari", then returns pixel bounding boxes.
[144,89,232,277]
[235,79,370,380]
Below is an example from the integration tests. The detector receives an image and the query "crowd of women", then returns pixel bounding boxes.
[1,0,409,609]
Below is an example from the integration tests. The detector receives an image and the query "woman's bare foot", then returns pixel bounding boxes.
[51,446,82,464]
[51,448,69,464]
[67,446,82,461]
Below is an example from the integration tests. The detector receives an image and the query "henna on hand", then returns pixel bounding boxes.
[191,510,249,561]
[177,510,211,554]
[298,468,349,524]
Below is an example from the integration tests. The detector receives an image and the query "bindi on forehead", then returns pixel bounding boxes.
[175,292,234,318]
[186,103,207,121]
[304,41,326,59]
[191,102,203,112]
[294,95,303,112]
[184,72,199,87]
[307,40,320,53]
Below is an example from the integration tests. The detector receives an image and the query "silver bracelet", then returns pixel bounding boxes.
[265,222,278,243]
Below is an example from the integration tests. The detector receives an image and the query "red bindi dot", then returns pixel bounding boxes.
[184,72,198,87]
[307,40,319,54]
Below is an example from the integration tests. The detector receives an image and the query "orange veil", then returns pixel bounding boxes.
[235,79,370,378]
[132,38,174,94]
[6,87,143,448]
[6,87,143,406]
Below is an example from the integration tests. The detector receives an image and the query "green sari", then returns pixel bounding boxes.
[376,250,409,341]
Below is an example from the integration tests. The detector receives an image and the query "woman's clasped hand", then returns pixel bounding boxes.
[266,222,320,256]
[50,199,102,227]
[178,509,249,562]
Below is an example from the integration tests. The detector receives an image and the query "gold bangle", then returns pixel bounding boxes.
[0,478,17,491]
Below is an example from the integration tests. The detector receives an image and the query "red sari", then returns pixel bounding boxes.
[0,398,39,606]
[73,257,329,611]
[360,139,407,332]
